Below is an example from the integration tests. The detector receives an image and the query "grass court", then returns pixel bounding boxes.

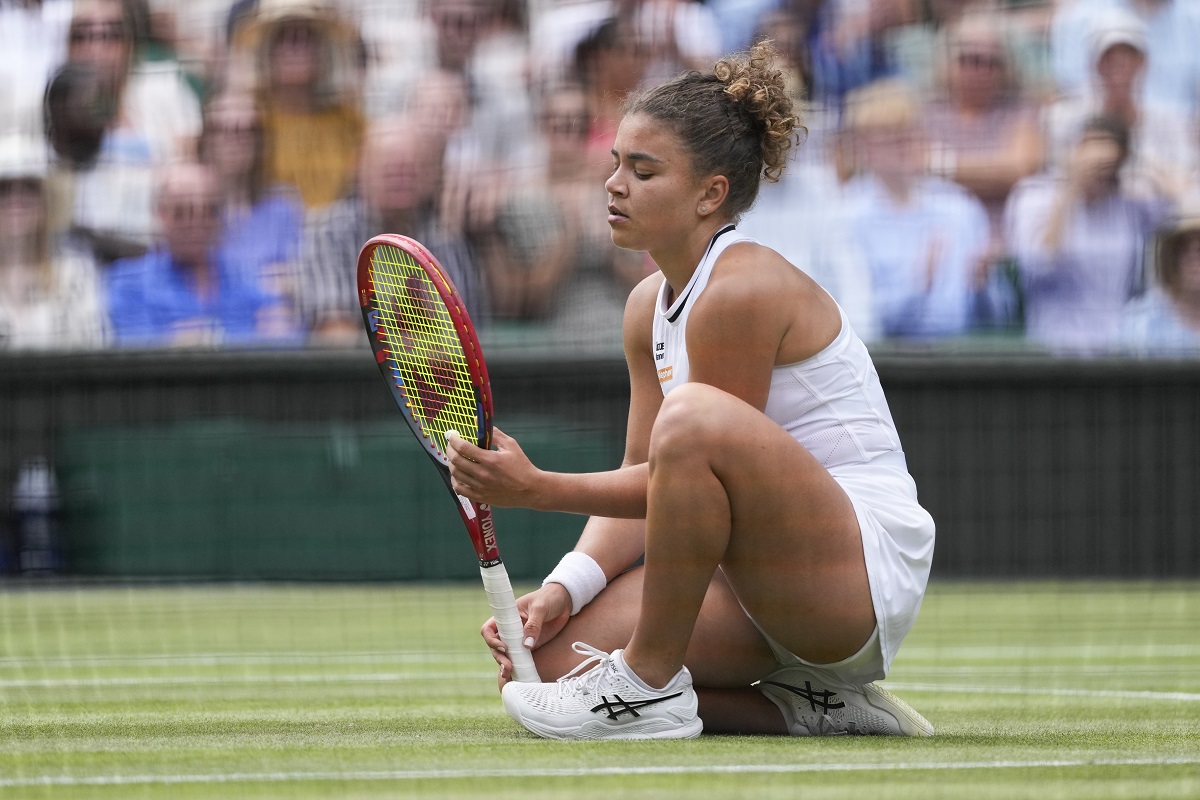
[1,580,1197,799]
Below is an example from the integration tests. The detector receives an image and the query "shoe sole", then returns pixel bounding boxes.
[862,683,935,737]
[519,714,703,741]
[503,690,703,740]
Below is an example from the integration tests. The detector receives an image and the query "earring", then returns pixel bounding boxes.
[699,205,707,213]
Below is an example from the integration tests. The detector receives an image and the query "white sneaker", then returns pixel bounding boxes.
[501,642,703,740]
[757,665,934,737]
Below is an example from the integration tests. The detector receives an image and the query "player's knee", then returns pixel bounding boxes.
[651,384,726,461]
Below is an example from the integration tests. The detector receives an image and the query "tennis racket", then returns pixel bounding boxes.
[357,233,540,683]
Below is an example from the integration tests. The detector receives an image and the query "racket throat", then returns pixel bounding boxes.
[455,493,477,519]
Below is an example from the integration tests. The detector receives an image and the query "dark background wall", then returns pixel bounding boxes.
[1,349,1196,580]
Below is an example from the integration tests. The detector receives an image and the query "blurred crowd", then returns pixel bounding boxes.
[2,0,1200,356]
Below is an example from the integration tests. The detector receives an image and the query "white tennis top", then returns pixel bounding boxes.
[650,225,935,679]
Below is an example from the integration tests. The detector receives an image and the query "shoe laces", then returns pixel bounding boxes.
[555,642,612,699]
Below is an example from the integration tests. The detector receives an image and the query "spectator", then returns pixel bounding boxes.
[105,161,299,347]
[740,154,879,343]
[233,0,364,209]
[888,0,1054,100]
[1005,115,1165,355]
[1044,8,1196,207]
[295,115,484,346]
[41,61,123,244]
[807,0,917,106]
[484,81,646,347]
[66,0,201,164]
[0,132,106,350]
[923,11,1045,243]
[54,0,201,263]
[708,0,785,55]
[428,1,538,263]
[0,0,72,132]
[752,6,840,167]
[632,0,723,85]
[1118,216,1200,355]
[574,16,650,183]
[1050,0,1200,119]
[738,12,876,339]
[42,59,155,263]
[842,79,992,340]
[199,90,304,341]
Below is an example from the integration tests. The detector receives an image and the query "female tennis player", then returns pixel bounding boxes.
[445,40,935,740]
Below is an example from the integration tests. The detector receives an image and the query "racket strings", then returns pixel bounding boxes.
[368,245,481,454]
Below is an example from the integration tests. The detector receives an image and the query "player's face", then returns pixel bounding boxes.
[605,113,709,252]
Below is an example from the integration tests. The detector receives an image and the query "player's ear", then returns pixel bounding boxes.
[697,175,729,217]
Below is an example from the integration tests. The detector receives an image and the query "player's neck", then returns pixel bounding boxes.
[652,221,730,298]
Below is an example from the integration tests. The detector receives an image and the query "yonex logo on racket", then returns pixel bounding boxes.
[479,504,497,552]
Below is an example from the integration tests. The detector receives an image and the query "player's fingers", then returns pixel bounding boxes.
[480,618,505,651]
[520,603,546,650]
[450,475,474,500]
[445,430,482,464]
[497,663,512,691]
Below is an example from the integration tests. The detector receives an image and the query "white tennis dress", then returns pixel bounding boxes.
[651,225,935,683]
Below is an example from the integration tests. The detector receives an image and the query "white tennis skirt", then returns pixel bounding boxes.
[750,461,936,685]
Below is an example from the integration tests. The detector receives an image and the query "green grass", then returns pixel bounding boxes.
[1,580,1198,799]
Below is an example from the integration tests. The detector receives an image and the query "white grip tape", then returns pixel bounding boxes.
[480,563,541,682]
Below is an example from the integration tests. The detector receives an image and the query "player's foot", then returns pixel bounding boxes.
[756,665,934,736]
[501,642,702,740]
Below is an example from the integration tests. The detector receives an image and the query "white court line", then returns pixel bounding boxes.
[0,672,490,688]
[2,642,1197,670]
[888,682,1200,703]
[901,644,1200,659]
[1,756,1197,788]
[0,652,452,668]
[3,675,1199,703]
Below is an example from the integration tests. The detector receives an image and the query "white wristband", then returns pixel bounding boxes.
[542,551,607,616]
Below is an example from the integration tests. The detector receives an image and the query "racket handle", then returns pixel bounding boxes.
[480,562,542,682]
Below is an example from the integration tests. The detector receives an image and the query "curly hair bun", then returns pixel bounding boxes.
[712,40,801,183]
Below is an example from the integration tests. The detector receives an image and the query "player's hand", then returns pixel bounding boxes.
[445,428,543,509]
[481,583,571,690]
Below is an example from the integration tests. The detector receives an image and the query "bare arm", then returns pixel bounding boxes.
[445,273,663,521]
[952,115,1045,203]
[687,243,841,408]
[471,274,664,673]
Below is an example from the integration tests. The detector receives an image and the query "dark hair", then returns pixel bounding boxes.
[572,16,638,85]
[43,62,117,167]
[625,40,802,217]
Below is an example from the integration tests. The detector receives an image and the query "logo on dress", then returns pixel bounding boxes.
[658,366,673,383]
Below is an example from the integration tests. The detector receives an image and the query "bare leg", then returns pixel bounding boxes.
[698,689,788,735]
[528,566,790,733]
[529,566,776,688]
[623,383,877,688]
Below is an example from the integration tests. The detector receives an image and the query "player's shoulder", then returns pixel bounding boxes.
[626,270,664,314]
[622,271,665,344]
[709,240,802,297]
[697,240,811,326]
